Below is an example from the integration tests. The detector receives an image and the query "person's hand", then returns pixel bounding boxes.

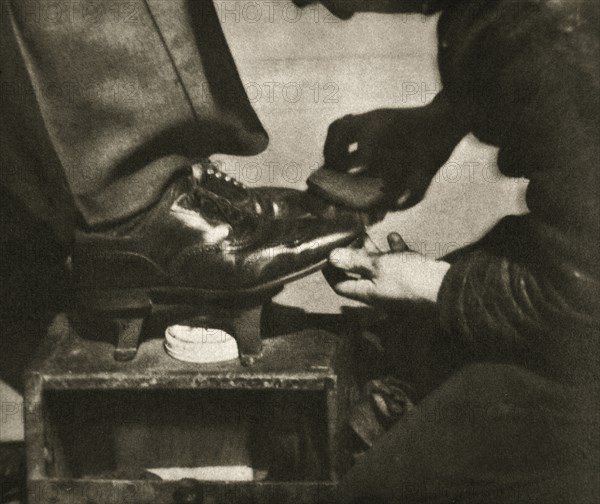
[315,93,467,211]
[327,233,451,305]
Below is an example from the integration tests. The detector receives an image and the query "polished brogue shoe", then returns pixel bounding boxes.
[73,162,364,298]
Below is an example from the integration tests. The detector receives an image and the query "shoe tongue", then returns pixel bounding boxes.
[187,163,264,244]
[192,162,249,205]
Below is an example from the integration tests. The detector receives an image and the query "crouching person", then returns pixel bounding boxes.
[293,1,600,502]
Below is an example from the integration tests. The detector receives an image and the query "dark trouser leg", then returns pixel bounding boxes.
[338,362,600,504]
[0,1,268,389]
[1,0,267,231]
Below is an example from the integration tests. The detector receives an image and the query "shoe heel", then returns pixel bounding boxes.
[221,301,265,366]
[75,288,271,365]
[75,288,152,362]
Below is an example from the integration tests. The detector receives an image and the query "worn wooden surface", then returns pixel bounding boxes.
[25,306,354,503]
[33,310,345,390]
[28,479,337,504]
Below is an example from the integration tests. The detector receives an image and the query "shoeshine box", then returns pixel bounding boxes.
[24,307,354,504]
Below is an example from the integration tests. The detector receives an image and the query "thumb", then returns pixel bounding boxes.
[387,232,409,253]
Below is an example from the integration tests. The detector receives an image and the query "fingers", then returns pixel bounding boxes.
[327,248,377,303]
[387,232,409,253]
[331,279,375,303]
[329,248,376,278]
[364,235,382,255]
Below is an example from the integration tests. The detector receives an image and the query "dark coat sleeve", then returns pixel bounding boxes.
[435,0,600,382]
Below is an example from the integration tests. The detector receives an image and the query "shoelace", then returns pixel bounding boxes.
[190,162,255,227]
[192,161,247,190]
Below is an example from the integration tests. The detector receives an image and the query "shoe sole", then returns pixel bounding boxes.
[77,257,329,312]
[74,261,329,363]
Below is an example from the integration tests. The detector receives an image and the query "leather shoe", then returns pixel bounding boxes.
[74,162,364,299]
[197,159,364,223]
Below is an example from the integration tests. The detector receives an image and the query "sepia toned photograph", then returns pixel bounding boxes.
[1,1,598,503]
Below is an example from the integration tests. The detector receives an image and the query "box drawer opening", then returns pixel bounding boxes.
[42,389,330,482]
